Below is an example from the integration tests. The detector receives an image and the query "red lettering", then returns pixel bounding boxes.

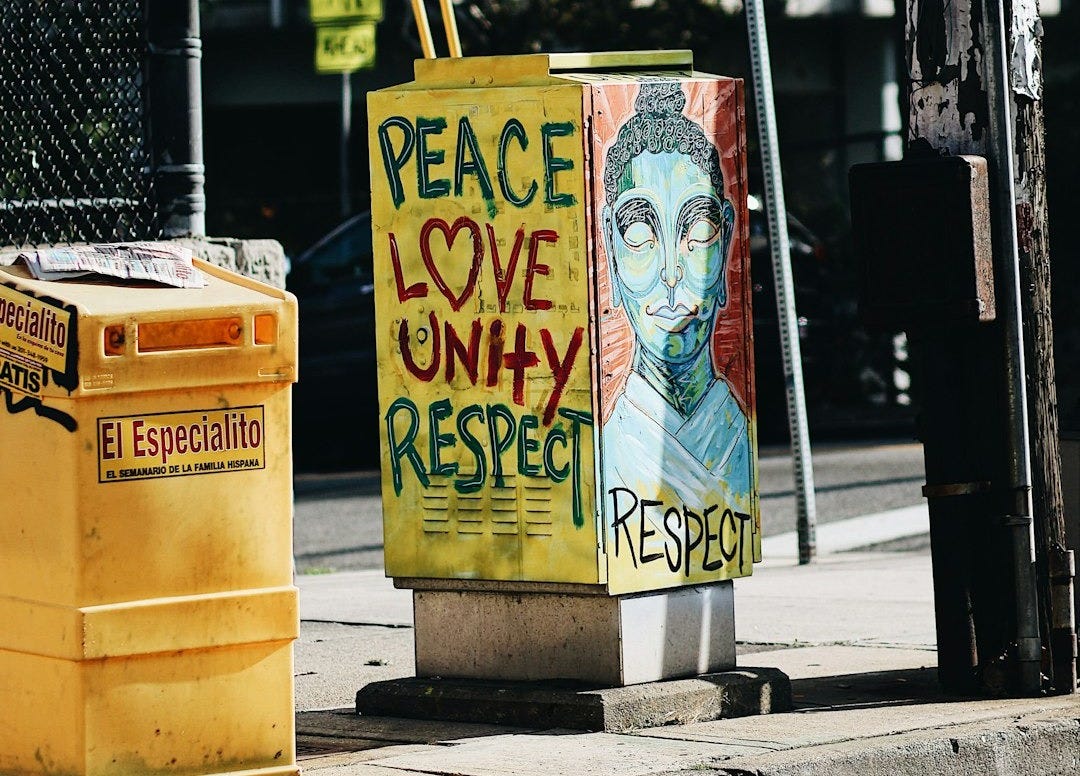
[100,421,121,460]
[445,319,482,385]
[523,229,556,311]
[419,216,483,312]
[389,232,428,302]
[399,312,440,382]
[486,223,526,313]
[540,326,584,425]
[502,323,539,406]
[132,419,147,458]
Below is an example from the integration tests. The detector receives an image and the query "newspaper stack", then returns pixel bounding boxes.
[9,242,207,289]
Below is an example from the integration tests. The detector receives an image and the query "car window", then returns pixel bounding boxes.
[304,215,374,287]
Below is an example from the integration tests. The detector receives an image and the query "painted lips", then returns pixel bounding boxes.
[645,302,700,332]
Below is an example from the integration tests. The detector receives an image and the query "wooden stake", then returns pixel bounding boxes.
[410,0,436,59]
[439,0,462,57]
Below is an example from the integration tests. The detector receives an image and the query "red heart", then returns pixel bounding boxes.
[419,217,483,312]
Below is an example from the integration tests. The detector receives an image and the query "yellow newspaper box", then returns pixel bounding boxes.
[0,258,299,776]
[370,52,761,596]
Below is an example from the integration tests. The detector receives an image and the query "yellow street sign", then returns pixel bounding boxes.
[315,22,376,73]
[311,0,383,22]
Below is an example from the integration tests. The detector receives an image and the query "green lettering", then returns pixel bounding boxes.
[385,397,428,496]
[454,116,496,218]
[486,403,516,488]
[416,117,450,199]
[377,116,414,209]
[428,398,458,477]
[498,118,537,208]
[455,404,487,494]
[517,414,542,476]
[557,407,592,527]
[541,121,576,209]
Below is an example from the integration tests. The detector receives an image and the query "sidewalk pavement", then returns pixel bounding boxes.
[292,526,1080,775]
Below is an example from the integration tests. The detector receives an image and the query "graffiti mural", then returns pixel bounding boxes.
[369,69,602,585]
[369,57,759,592]
[591,79,759,592]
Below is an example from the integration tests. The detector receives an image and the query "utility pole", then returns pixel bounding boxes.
[903,0,1074,693]
[1008,0,1077,693]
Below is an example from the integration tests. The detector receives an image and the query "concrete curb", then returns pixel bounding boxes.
[664,710,1080,775]
[355,668,792,732]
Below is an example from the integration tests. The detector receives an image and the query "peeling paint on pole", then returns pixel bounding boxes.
[906,0,989,153]
[1010,0,1043,100]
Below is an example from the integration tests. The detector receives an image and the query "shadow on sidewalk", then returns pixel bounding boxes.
[294,471,382,501]
[791,666,946,711]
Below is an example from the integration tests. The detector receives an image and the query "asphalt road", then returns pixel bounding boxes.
[292,439,926,574]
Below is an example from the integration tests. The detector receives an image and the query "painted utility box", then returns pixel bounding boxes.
[0,258,299,776]
[370,52,759,597]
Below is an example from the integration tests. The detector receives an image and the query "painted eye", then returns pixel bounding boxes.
[686,218,720,250]
[622,221,656,250]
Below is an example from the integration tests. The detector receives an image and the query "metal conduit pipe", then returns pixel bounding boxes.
[147,0,206,238]
[981,0,1042,695]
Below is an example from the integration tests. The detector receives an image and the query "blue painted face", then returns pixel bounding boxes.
[607,151,733,366]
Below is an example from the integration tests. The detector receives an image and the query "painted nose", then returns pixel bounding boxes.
[659,264,684,288]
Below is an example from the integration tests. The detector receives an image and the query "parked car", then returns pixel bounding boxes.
[288,213,379,470]
[288,203,834,469]
[745,197,834,440]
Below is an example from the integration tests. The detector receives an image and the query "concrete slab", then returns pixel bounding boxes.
[297,570,412,627]
[692,708,1080,776]
[635,689,1079,751]
[362,730,772,776]
[299,757,424,775]
[295,622,415,711]
[734,551,936,647]
[761,504,929,557]
[295,707,550,771]
[355,668,791,732]
[297,708,539,744]
[740,644,936,680]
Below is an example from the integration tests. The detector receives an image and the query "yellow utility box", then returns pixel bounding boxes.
[0,258,299,776]
[369,52,761,596]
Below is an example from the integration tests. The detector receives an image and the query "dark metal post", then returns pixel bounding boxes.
[147,0,206,237]
[850,155,1029,694]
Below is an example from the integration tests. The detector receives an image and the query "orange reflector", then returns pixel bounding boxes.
[104,325,126,356]
[138,317,243,353]
[254,314,277,345]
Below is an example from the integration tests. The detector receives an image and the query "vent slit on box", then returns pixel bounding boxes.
[138,317,243,352]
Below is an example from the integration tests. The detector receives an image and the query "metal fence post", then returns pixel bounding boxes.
[147,0,206,238]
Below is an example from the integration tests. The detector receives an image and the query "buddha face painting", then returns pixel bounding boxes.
[602,82,735,375]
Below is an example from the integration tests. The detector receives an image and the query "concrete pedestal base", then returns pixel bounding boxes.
[355,668,792,732]
[409,581,735,687]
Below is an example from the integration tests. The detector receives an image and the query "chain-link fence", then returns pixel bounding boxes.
[0,0,160,247]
